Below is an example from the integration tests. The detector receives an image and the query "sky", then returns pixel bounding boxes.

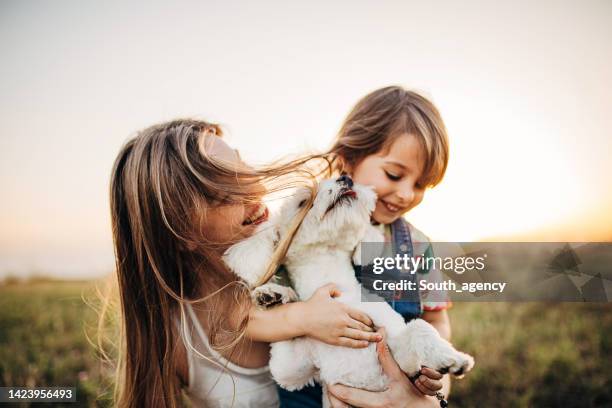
[1,0,611,278]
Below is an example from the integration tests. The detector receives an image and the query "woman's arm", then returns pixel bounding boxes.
[328,310,454,407]
[328,328,441,408]
[246,300,305,342]
[246,283,381,347]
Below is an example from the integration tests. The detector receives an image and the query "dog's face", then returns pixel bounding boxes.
[277,175,377,257]
[223,175,376,285]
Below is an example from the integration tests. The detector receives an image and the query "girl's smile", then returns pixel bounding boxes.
[349,133,426,224]
[380,199,402,214]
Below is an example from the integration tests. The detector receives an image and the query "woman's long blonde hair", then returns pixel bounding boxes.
[107,119,329,407]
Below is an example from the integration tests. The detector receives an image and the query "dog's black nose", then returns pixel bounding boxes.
[337,174,353,188]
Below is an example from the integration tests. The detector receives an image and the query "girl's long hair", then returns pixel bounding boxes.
[108,119,329,407]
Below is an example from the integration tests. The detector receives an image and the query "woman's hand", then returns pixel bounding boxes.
[293,283,381,348]
[328,328,441,408]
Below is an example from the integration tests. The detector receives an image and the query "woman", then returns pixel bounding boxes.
[108,119,377,407]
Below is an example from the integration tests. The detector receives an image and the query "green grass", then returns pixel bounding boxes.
[449,302,612,407]
[0,280,113,407]
[0,280,610,406]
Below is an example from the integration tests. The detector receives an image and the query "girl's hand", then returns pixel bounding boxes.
[412,367,444,396]
[295,283,381,348]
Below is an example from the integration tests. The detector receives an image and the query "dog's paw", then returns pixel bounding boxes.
[388,320,475,379]
[424,346,474,379]
[252,283,298,309]
[415,325,474,378]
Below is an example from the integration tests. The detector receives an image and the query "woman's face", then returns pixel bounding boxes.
[348,133,425,225]
[200,136,269,247]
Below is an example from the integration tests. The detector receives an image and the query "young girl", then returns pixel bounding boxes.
[108,119,377,407]
[279,86,453,407]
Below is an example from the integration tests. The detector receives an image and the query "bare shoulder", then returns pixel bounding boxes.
[174,326,189,387]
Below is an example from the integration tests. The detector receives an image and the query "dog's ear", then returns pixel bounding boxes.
[223,220,280,287]
[352,224,385,266]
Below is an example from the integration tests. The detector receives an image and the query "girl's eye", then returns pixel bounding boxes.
[384,171,401,181]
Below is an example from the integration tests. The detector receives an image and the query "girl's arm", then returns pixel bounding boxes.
[422,309,451,340]
[246,283,381,348]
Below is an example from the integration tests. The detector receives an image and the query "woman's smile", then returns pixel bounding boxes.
[242,204,269,226]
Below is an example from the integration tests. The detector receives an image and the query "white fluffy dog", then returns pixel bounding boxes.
[223,176,474,404]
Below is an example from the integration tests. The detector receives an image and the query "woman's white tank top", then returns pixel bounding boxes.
[179,304,279,408]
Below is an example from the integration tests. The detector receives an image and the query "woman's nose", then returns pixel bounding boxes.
[337,174,354,188]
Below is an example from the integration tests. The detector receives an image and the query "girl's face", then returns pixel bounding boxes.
[201,136,269,247]
[349,133,425,225]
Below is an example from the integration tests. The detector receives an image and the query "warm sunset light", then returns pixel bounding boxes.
[1,4,611,408]
[1,1,610,278]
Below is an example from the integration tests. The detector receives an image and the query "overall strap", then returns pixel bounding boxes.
[390,218,422,321]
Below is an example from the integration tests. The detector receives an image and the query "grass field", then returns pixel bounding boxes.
[0,279,610,407]
[0,279,114,407]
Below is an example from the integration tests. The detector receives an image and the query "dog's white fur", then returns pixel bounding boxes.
[223,177,474,401]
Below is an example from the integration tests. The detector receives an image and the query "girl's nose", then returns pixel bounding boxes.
[396,187,414,203]
[337,174,354,188]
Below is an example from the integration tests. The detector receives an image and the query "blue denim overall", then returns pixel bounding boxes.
[277,218,421,407]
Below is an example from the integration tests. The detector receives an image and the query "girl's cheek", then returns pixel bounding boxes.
[371,201,390,223]
[371,178,391,198]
